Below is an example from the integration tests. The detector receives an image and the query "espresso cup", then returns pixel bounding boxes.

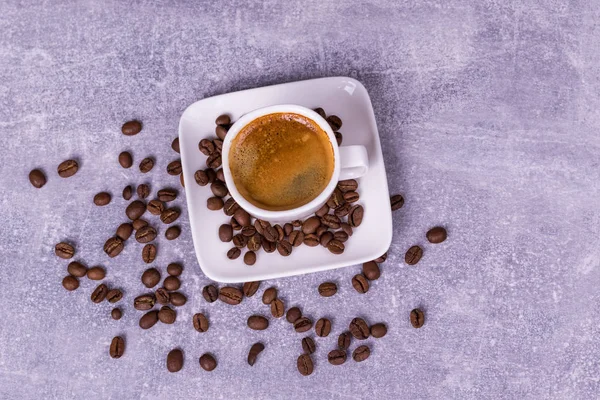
[222,104,368,222]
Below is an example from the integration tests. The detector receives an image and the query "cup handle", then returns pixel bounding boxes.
[338,145,369,180]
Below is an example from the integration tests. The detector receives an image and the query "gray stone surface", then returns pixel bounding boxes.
[1,0,599,398]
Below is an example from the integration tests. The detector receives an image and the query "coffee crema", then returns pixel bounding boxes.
[229,113,334,211]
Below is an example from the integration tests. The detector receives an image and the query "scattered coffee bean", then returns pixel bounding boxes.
[320,231,334,247]
[170,292,187,306]
[136,184,150,199]
[155,288,170,305]
[104,237,124,257]
[410,308,425,328]
[199,353,217,371]
[146,200,164,216]
[134,294,156,311]
[301,337,316,354]
[194,170,209,186]
[302,217,321,234]
[343,191,359,203]
[233,234,248,248]
[227,247,241,259]
[362,261,380,280]
[303,234,319,247]
[118,151,133,169]
[28,169,46,188]
[338,179,358,192]
[315,203,329,218]
[215,124,228,140]
[262,287,277,305]
[142,244,157,263]
[314,107,326,118]
[315,318,332,337]
[141,268,161,288]
[327,239,345,255]
[316,225,328,237]
[206,152,222,168]
[352,345,370,362]
[405,245,423,265]
[241,225,257,237]
[171,137,180,153]
[348,205,364,227]
[165,225,181,240]
[57,159,78,178]
[139,157,154,173]
[318,282,337,297]
[274,224,284,241]
[335,131,343,146]
[205,168,217,183]
[62,275,79,291]
[247,315,269,330]
[135,226,157,244]
[338,332,351,350]
[116,223,133,241]
[121,120,142,136]
[215,169,224,183]
[294,317,313,333]
[334,203,352,218]
[351,274,369,294]
[215,114,231,126]
[166,349,183,372]
[242,281,260,297]
[244,251,257,265]
[91,283,108,303]
[277,240,293,256]
[158,306,177,324]
[199,139,215,156]
[326,115,342,130]
[202,285,219,303]
[390,194,404,211]
[207,197,224,210]
[232,210,250,228]
[87,266,105,280]
[349,318,370,340]
[333,231,348,243]
[163,276,181,291]
[66,261,87,277]
[270,298,285,318]
[219,286,243,305]
[289,230,304,247]
[341,223,353,237]
[321,214,341,229]
[328,349,347,365]
[247,343,264,366]
[262,240,276,253]
[126,200,146,220]
[160,208,180,224]
[192,313,209,332]
[327,188,345,209]
[370,323,387,338]
[209,181,228,198]
[166,159,182,176]
[132,218,148,231]
[167,263,183,276]
[111,308,122,320]
[426,226,447,244]
[106,289,123,303]
[297,354,314,376]
[157,188,177,202]
[55,242,75,259]
[375,252,388,263]
[110,336,125,359]
[286,307,302,324]
[122,185,133,200]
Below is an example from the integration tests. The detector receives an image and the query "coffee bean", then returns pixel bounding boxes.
[370,323,387,338]
[134,294,156,311]
[91,283,108,303]
[297,354,313,376]
[328,349,347,365]
[214,139,223,153]
[274,224,284,241]
[337,179,358,192]
[67,261,87,277]
[122,185,133,200]
[57,159,78,178]
[220,199,238,217]
[227,247,241,259]
[343,191,359,203]
[244,251,257,266]
[106,289,123,303]
[321,214,341,229]
[231,218,242,231]
[209,181,228,198]
[277,240,293,256]
[170,292,187,306]
[262,287,277,305]
[166,349,183,372]
[157,188,177,202]
[316,225,328,237]
[202,285,219,303]
[327,239,345,254]
[139,157,154,173]
[302,217,321,234]
[215,114,231,125]
[303,234,319,247]
[171,137,180,153]
[118,151,133,169]
[219,286,243,305]
[320,231,333,247]
[207,197,224,210]
[288,230,304,247]
[206,152,222,169]
[136,184,149,199]
[362,261,381,280]
[410,308,425,328]
[335,131,343,146]
[327,188,345,209]
[199,353,217,371]
[104,237,124,258]
[247,343,265,366]
[375,252,388,263]
[352,274,369,294]
[199,139,215,156]
[141,244,157,263]
[141,268,160,288]
[292,220,302,227]
[294,317,313,333]
[146,200,164,216]
[110,336,125,359]
[158,306,177,324]
[135,226,157,243]
[121,120,142,135]
[352,345,370,362]
[426,226,447,244]
[262,240,276,253]
[154,288,170,306]
[193,313,209,332]
[349,318,370,340]
[390,194,404,211]
[87,266,105,280]
[214,225,232,244]
[132,219,148,231]
[263,225,278,243]
[111,308,122,320]
[315,204,329,218]
[334,231,348,243]
[194,169,209,186]
[233,234,248,248]
[242,281,260,297]
[205,168,217,183]
[163,276,181,291]
[241,226,256,237]
[167,263,183,276]
[339,224,352,238]
[313,107,326,118]
[215,124,228,140]
[334,203,351,218]
[326,115,342,130]
[55,242,74,259]
[299,337,315,356]
[270,298,285,318]
[318,282,337,297]
[230,210,249,228]
[215,168,224,182]
[116,223,133,241]
[348,205,364,227]
[247,315,269,330]
[126,200,146,220]
[405,245,423,265]
[286,307,302,323]
[28,169,46,188]
[280,223,292,237]
[166,159,182,176]
[62,275,79,291]
[315,318,332,337]
[338,332,351,350]
[160,208,180,224]
[165,226,181,240]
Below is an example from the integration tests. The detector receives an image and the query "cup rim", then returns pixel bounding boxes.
[221,104,341,221]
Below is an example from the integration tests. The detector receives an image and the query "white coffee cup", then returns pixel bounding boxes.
[221,104,369,222]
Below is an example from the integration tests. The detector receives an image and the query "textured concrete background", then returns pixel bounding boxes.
[1,0,599,399]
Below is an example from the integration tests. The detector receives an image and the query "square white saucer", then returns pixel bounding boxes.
[179,77,392,283]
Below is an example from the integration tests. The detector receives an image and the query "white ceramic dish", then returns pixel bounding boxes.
[179,77,392,283]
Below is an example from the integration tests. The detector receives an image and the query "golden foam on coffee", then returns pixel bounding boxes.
[229,113,334,211]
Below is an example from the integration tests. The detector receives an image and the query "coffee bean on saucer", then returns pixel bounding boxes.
[294,317,313,333]
[230,219,242,231]
[157,188,177,202]
[122,185,133,200]
[343,191,359,203]
[219,286,243,305]
[132,219,148,231]
[337,179,358,192]
[202,285,218,303]
[241,226,256,237]
[166,349,183,372]
[134,294,156,310]
[147,200,165,216]
[315,204,329,218]
[405,245,423,265]
[301,217,320,234]
[303,234,319,247]
[213,139,223,153]
[223,198,239,216]
[321,214,341,229]
[247,343,265,366]
[316,226,328,237]
[277,240,292,256]
[215,114,231,126]
[62,275,79,291]
[199,353,217,371]
[193,313,209,332]
[426,227,447,243]
[205,168,217,183]
[327,188,345,209]
[119,151,132,168]
[362,261,380,280]
[283,223,293,236]
[297,354,313,376]
[244,251,256,265]
[375,252,387,263]
[28,169,46,188]
[335,132,343,146]
[352,345,370,362]
[87,266,105,280]
[194,170,209,186]
[233,234,248,248]
[116,223,133,241]
[207,197,224,210]
[139,157,154,173]
[286,307,302,324]
[67,261,87,277]
[163,276,181,291]
[326,115,342,130]
[167,263,183,276]
[270,298,284,318]
[390,194,404,211]
[206,152,222,169]
[262,288,277,304]
[55,242,75,259]
[155,288,170,305]
[315,318,331,337]
[126,200,146,220]
[199,139,215,156]
[247,234,261,251]
[341,223,353,237]
[57,159,78,178]
[215,125,228,141]
[313,107,326,119]
[136,184,150,199]
[91,283,108,303]
[233,209,251,227]
[111,308,122,320]
[348,205,364,227]
[370,323,387,338]
[349,318,370,340]
[328,349,347,365]
[121,120,142,136]
[104,237,124,257]
[320,231,333,247]
[106,289,123,303]
[338,332,351,350]
[285,231,301,247]
[171,137,180,153]
[227,247,241,259]
[135,226,157,243]
[262,239,276,253]
[167,159,182,175]
[160,208,180,224]
[333,231,348,243]
[327,239,345,255]
[410,308,425,328]
[170,292,187,306]
[218,224,233,242]
[352,274,369,294]
[242,281,260,297]
[165,226,181,240]
[142,268,161,288]
[158,306,176,324]
[247,315,269,330]
[334,203,351,218]
[301,337,316,354]
[110,336,125,359]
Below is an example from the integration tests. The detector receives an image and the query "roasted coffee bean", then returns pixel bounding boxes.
[139,157,154,173]
[167,263,183,276]
[199,139,215,156]
[283,223,294,236]
[277,240,293,256]
[338,179,358,192]
[410,308,425,328]
[194,169,209,186]
[223,198,240,216]
[247,343,264,366]
[241,226,256,237]
[126,200,146,220]
[104,237,124,258]
[302,217,321,234]
[141,268,161,288]
[91,283,108,303]
[160,208,180,224]
[132,219,148,231]
[270,298,285,318]
[134,294,156,310]
[303,234,319,247]
[219,286,243,305]
[352,274,369,294]
[232,234,248,248]
[166,159,182,176]
[316,225,328,237]
[327,240,345,255]
[158,306,177,324]
[147,200,164,216]
[141,244,157,263]
[247,234,261,252]
[87,266,105,280]
[110,336,125,359]
[207,197,224,210]
[28,169,46,188]
[390,194,404,210]
[315,203,329,218]
[328,349,347,365]
[343,191,359,203]
[321,214,341,229]
[214,139,223,153]
[135,226,157,243]
[427,226,447,244]
[288,230,304,247]
[122,120,142,135]
[156,288,170,305]
[232,219,243,232]
[57,159,78,178]
[118,151,133,169]
[170,292,187,306]
[375,252,388,263]
[262,287,277,305]
[327,188,345,209]
[215,124,229,140]
[335,131,343,146]
[122,185,133,200]
[157,188,177,202]
[297,354,313,376]
[370,323,387,338]
[362,261,381,280]
[320,232,334,247]
[202,285,219,303]
[92,192,111,206]
[232,209,250,227]
[315,318,332,337]
[313,107,326,118]
[203,168,216,183]
[163,276,181,291]
[334,203,351,218]
[67,261,87,277]
[294,317,313,333]
[338,332,351,350]
[274,224,284,241]
[136,184,150,199]
[166,349,183,372]
[301,337,316,355]
[171,137,180,153]
[253,219,266,235]
[62,275,79,291]
[211,181,228,197]
[405,245,423,265]
[244,251,256,266]
[111,308,122,320]
[243,281,260,297]
[199,353,217,371]
[352,345,370,362]
[116,223,133,241]
[333,231,348,243]
[165,226,181,240]
[349,318,370,340]
[348,205,364,227]
[247,315,269,330]
[55,242,75,259]
[215,114,231,125]
[227,247,241,259]
[326,115,342,130]
[206,152,222,169]
[106,289,123,303]
[193,313,209,332]
[262,239,276,253]
[218,224,233,242]
[262,225,278,243]
[286,307,302,324]
[341,223,353,237]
